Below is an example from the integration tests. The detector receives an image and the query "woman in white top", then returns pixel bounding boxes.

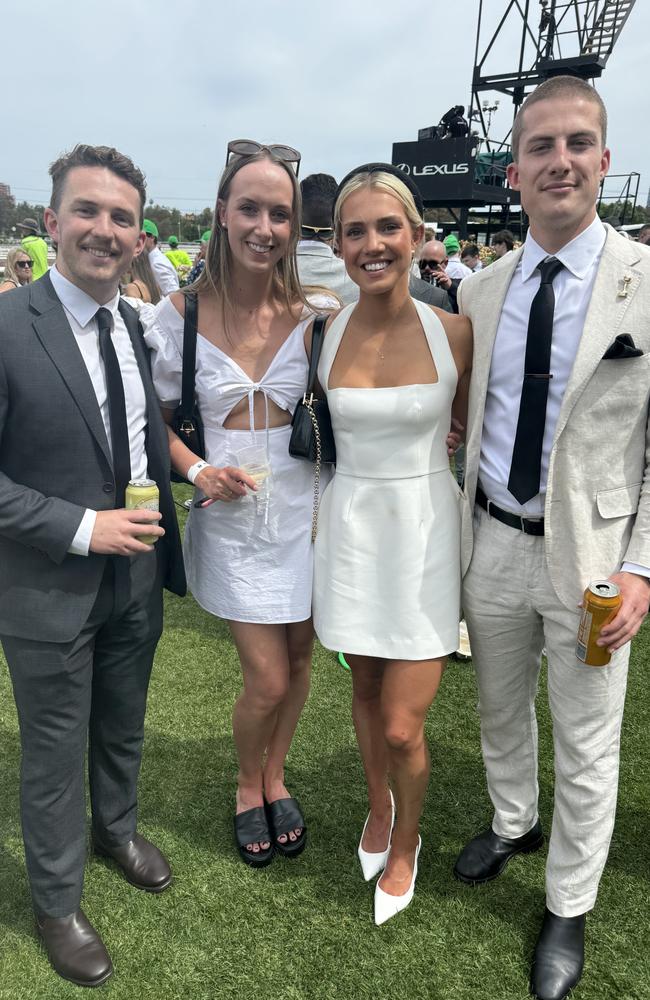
[147,140,330,868]
[312,164,472,924]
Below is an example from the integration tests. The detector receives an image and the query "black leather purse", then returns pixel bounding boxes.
[170,292,205,484]
[289,314,335,540]
[289,315,336,463]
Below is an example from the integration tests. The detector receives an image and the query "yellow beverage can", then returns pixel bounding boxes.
[125,478,160,545]
[576,581,622,666]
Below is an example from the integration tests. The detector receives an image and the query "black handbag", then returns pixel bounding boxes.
[170,292,205,484]
[289,315,336,464]
[289,314,335,540]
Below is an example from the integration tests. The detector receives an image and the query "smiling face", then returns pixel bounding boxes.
[44,166,145,302]
[217,159,294,276]
[507,95,610,251]
[339,186,422,295]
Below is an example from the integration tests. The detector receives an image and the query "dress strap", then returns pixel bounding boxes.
[318,303,356,393]
[247,385,271,453]
[412,298,457,385]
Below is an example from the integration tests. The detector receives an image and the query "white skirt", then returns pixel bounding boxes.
[184,424,318,623]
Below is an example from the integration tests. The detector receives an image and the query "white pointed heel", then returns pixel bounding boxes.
[358,789,396,882]
[374,836,421,926]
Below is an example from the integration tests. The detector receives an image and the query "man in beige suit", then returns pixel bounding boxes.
[453,76,650,1000]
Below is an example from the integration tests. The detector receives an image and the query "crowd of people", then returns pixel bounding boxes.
[0,74,649,1000]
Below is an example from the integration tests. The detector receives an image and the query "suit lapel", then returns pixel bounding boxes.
[119,299,167,460]
[30,274,112,467]
[553,227,643,444]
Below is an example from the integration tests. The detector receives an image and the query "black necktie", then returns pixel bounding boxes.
[96,307,131,506]
[507,256,565,505]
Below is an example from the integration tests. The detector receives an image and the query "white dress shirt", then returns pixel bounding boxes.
[446,255,473,281]
[148,245,179,295]
[479,215,606,517]
[49,267,148,555]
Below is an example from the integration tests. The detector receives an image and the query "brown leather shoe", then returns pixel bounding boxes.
[36,909,112,987]
[93,832,172,892]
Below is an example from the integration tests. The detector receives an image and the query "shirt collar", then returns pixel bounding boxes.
[50,266,120,328]
[521,215,606,282]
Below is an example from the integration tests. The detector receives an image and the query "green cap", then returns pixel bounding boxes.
[168,235,178,245]
[143,219,159,237]
[444,234,461,255]
[201,229,212,243]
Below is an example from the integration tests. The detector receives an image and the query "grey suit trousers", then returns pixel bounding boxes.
[2,550,163,917]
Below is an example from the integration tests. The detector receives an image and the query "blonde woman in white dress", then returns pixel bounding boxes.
[146,141,334,868]
[312,164,472,924]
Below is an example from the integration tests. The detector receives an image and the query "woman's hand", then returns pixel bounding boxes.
[195,465,257,502]
[446,417,465,457]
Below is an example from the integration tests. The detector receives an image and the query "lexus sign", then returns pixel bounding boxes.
[391,137,477,203]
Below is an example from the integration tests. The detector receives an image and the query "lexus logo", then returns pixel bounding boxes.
[395,163,469,177]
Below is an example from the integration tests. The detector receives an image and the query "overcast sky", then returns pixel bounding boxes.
[3,0,648,214]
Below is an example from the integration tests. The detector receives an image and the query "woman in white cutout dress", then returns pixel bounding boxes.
[312,164,472,926]
[146,141,334,870]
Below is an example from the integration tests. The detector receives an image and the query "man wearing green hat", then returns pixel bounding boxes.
[164,235,192,277]
[142,218,178,295]
[443,234,473,281]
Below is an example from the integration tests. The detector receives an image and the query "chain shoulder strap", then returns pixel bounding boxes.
[303,394,322,541]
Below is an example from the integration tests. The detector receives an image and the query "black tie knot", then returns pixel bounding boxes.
[96,307,113,337]
[537,256,564,285]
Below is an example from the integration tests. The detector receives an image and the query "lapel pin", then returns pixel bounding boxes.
[618,275,632,298]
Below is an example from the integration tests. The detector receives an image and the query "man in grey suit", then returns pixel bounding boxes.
[0,144,185,987]
[453,78,650,1000]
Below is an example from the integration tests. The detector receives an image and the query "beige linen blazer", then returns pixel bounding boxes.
[458,225,650,610]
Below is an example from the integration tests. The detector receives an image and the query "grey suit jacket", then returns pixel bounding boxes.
[458,225,650,609]
[0,273,185,642]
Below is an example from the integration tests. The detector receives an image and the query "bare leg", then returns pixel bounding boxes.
[347,654,392,852]
[263,618,314,844]
[378,657,445,896]
[229,621,291,857]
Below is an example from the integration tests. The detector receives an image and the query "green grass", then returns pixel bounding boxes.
[1,486,649,999]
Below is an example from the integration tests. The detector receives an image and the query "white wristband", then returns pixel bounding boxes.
[187,460,210,485]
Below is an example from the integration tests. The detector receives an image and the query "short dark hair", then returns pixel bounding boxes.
[511,76,607,160]
[49,144,147,223]
[492,230,515,251]
[461,244,479,259]
[300,173,338,229]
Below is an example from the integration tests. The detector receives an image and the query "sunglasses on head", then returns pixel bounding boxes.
[226,139,301,175]
[419,259,445,270]
[16,260,33,269]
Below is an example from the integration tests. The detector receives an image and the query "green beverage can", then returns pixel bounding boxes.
[125,478,160,545]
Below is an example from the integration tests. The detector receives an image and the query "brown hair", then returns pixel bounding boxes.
[130,251,161,305]
[49,144,147,223]
[511,76,607,160]
[187,150,308,328]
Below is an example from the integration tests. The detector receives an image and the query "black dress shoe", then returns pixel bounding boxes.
[454,819,544,884]
[93,832,172,892]
[530,907,586,1000]
[36,909,113,987]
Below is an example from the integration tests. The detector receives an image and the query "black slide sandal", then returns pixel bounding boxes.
[234,806,275,868]
[265,797,307,858]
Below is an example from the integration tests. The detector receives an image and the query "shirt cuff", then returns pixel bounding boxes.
[621,562,650,579]
[68,509,97,556]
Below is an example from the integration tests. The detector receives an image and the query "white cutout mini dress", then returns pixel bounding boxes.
[146,297,319,623]
[313,299,461,659]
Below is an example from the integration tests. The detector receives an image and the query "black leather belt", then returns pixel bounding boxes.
[476,485,544,536]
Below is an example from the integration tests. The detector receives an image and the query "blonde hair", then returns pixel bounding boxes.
[186,151,309,327]
[334,170,424,242]
[3,248,32,286]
